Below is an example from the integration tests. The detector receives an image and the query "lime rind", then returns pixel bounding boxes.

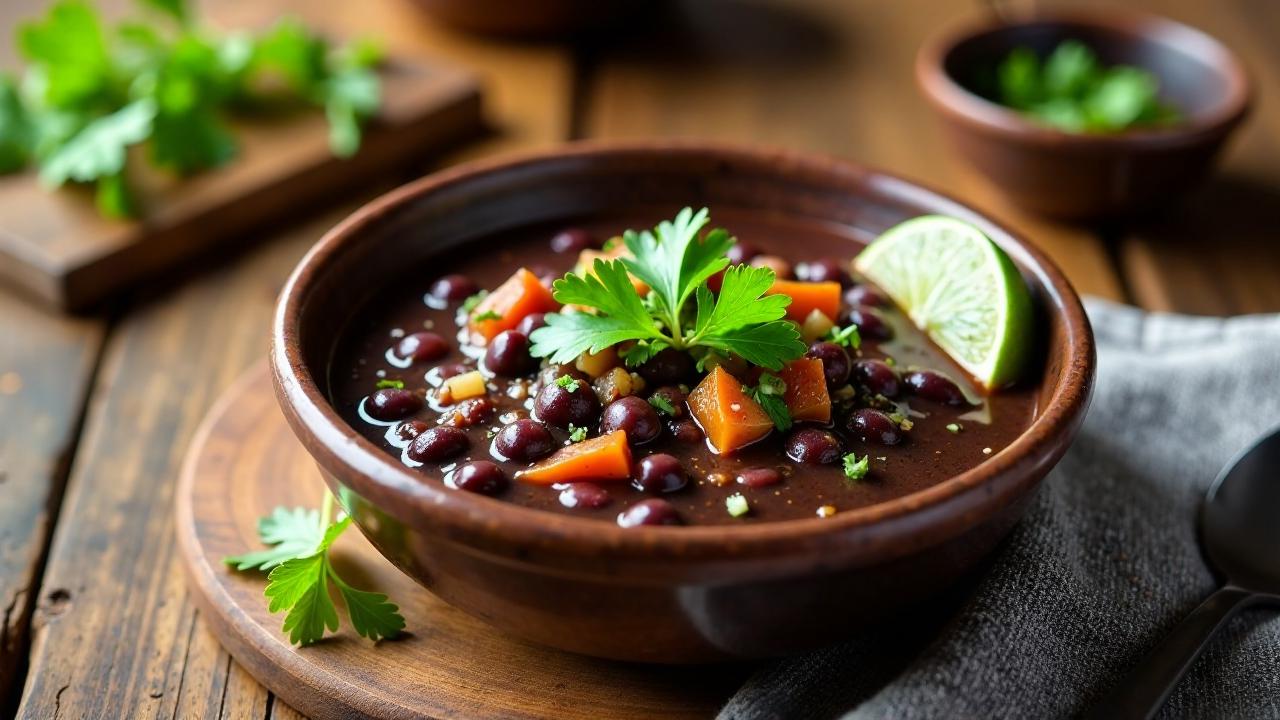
[853,215,1032,389]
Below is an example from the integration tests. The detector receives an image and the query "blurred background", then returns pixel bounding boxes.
[1,0,1278,717]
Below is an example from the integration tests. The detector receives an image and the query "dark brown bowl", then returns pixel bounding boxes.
[916,12,1251,220]
[270,142,1095,663]
[406,0,641,39]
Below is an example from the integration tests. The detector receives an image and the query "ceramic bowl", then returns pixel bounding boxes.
[916,12,1251,220]
[270,142,1095,662]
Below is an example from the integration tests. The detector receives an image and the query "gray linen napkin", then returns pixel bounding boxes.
[719,299,1280,720]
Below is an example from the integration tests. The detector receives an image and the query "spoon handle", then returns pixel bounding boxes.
[1087,585,1256,719]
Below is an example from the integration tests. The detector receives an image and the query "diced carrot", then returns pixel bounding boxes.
[688,366,774,454]
[468,268,560,343]
[576,244,649,296]
[765,280,841,323]
[778,358,831,423]
[515,430,633,485]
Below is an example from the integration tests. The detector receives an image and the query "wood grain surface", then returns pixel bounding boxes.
[2,0,1279,717]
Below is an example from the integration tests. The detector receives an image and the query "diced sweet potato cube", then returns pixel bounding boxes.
[778,358,831,423]
[442,370,487,403]
[515,430,633,485]
[468,268,560,344]
[765,280,841,323]
[688,366,774,454]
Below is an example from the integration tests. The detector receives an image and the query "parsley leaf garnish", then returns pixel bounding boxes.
[553,375,581,392]
[842,453,869,481]
[226,494,405,646]
[529,208,805,370]
[567,424,587,442]
[748,372,792,431]
[648,394,676,416]
[825,324,861,350]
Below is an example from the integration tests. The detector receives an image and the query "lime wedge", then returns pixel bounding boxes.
[853,216,1032,389]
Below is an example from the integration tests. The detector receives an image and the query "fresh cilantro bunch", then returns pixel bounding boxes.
[529,208,807,371]
[996,40,1180,133]
[2,0,382,218]
[225,497,405,646]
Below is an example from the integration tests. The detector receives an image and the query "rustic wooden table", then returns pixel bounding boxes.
[2,0,1278,716]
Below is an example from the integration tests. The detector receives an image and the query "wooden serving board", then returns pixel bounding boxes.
[175,364,747,720]
[0,59,481,312]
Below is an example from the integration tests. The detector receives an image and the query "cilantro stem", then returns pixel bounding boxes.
[320,490,335,528]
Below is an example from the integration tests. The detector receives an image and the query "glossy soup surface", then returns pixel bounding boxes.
[330,210,1039,526]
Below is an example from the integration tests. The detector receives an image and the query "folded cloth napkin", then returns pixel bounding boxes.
[719,299,1280,720]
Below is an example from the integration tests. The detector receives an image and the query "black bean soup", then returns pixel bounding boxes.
[330,210,1039,526]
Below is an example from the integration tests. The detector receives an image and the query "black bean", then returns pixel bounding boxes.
[846,307,893,340]
[550,228,597,254]
[447,461,507,496]
[736,467,782,488]
[536,364,590,389]
[637,348,695,386]
[395,332,448,363]
[632,453,688,493]
[429,274,479,303]
[784,428,843,464]
[533,378,601,428]
[559,482,611,509]
[844,284,888,308]
[483,330,536,377]
[516,312,547,336]
[395,420,428,441]
[617,498,682,527]
[668,419,704,444]
[367,388,422,421]
[600,396,661,444]
[442,397,494,427]
[408,426,470,462]
[492,419,556,461]
[847,408,902,445]
[726,241,761,265]
[852,359,900,397]
[806,341,851,387]
[903,370,968,405]
[796,257,852,286]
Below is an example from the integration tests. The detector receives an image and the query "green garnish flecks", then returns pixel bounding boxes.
[460,291,488,314]
[528,208,806,371]
[375,378,404,390]
[826,324,861,350]
[726,493,750,518]
[471,310,502,323]
[748,372,792,432]
[946,423,962,433]
[842,453,869,481]
[567,424,587,442]
[225,496,405,646]
[648,394,676,416]
[554,375,581,392]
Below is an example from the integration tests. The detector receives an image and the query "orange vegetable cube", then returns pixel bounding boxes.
[778,358,831,423]
[765,279,841,323]
[468,268,560,343]
[516,430,633,485]
[688,366,774,454]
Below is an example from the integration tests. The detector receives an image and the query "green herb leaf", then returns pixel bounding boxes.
[554,375,581,392]
[567,424,587,442]
[269,554,339,646]
[648,394,676,416]
[375,378,404,390]
[18,0,113,109]
[825,324,861,350]
[329,575,404,642]
[39,99,155,187]
[138,0,190,25]
[223,507,325,571]
[842,453,869,481]
[748,373,792,432]
[0,76,35,173]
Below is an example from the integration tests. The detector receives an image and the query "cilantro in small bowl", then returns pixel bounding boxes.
[996,40,1181,133]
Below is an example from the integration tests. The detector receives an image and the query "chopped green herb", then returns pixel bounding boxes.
[946,423,962,433]
[460,291,488,314]
[471,310,502,323]
[528,208,806,371]
[826,324,861,350]
[567,424,587,442]
[226,495,405,646]
[883,356,896,367]
[726,493,750,518]
[748,373,792,431]
[842,453,869,481]
[375,378,404,390]
[554,375,581,392]
[648,394,676,416]
[4,0,382,217]
[602,237,619,251]
[996,40,1180,133]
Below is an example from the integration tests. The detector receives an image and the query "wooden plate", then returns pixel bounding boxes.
[176,363,748,719]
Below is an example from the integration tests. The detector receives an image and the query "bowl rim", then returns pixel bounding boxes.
[271,140,1094,561]
[915,9,1253,146]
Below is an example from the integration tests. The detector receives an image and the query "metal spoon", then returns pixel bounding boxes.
[1088,426,1280,719]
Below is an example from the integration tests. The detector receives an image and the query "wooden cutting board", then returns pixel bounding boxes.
[0,58,481,311]
[176,363,748,719]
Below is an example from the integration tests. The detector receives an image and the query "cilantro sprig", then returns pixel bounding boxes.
[225,493,405,646]
[3,0,382,217]
[529,208,806,371]
[748,372,792,431]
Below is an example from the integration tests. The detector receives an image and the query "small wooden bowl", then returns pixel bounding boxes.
[271,142,1095,663]
[916,12,1251,220]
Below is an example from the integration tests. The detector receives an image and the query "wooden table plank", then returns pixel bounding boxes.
[1115,0,1280,314]
[11,0,573,716]
[580,0,1127,303]
[0,299,103,713]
